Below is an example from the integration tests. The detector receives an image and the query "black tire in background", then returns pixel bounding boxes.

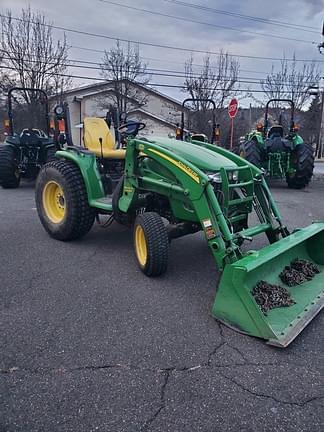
[35,159,95,240]
[45,146,57,163]
[240,139,262,168]
[133,212,169,277]
[0,145,20,189]
[286,144,314,189]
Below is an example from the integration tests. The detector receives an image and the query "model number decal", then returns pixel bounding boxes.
[147,148,200,183]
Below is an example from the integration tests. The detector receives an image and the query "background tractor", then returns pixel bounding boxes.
[0,87,58,188]
[35,105,324,347]
[177,98,219,144]
[238,98,314,189]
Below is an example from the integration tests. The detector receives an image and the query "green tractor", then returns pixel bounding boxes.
[35,105,324,347]
[177,98,219,143]
[239,98,314,188]
[0,87,58,188]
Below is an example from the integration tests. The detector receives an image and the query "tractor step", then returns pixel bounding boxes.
[90,196,113,212]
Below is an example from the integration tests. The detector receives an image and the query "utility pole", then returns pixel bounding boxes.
[318,21,324,54]
[318,89,324,159]
[308,83,324,159]
[249,103,252,130]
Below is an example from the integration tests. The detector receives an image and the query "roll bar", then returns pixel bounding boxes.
[180,98,217,143]
[264,98,295,136]
[7,87,50,136]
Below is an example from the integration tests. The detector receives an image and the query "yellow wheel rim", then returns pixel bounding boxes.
[135,225,148,267]
[42,180,66,223]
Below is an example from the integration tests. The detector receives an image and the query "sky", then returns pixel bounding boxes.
[1,0,324,107]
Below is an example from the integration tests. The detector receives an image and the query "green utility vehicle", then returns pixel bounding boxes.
[0,87,58,188]
[239,98,314,188]
[35,106,324,347]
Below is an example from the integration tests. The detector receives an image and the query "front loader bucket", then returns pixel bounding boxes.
[212,223,324,347]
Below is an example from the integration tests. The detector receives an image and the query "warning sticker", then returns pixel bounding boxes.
[202,219,212,228]
[205,226,216,240]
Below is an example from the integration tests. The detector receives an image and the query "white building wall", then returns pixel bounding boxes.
[63,82,185,145]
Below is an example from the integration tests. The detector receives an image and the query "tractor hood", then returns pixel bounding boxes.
[148,137,237,172]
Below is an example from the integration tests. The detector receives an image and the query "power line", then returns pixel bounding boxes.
[1,53,318,86]
[1,14,323,64]
[0,65,312,94]
[69,44,324,64]
[68,46,320,75]
[69,45,269,72]
[98,0,316,44]
[163,0,318,33]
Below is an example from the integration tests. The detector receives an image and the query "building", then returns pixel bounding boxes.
[61,80,188,145]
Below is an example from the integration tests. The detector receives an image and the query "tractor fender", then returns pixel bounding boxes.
[3,136,20,151]
[55,149,105,202]
[42,142,57,149]
[292,134,304,146]
[248,132,264,146]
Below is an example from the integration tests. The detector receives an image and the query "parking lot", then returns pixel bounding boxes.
[1,180,324,432]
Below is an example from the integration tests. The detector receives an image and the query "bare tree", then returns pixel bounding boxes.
[183,51,239,133]
[184,51,239,109]
[261,55,320,111]
[0,7,70,103]
[99,40,150,113]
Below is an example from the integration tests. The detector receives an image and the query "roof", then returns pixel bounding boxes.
[62,79,188,110]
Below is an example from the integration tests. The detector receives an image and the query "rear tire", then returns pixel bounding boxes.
[0,145,20,189]
[133,212,169,276]
[35,159,95,240]
[241,139,261,168]
[286,144,314,189]
[45,146,57,162]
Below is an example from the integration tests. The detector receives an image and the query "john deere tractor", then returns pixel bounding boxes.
[0,87,58,188]
[239,99,314,189]
[35,105,324,347]
[176,98,219,144]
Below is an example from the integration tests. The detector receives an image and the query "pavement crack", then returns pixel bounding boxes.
[71,363,131,372]
[219,371,324,407]
[140,371,170,431]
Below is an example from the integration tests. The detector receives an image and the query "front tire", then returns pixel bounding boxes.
[35,159,95,240]
[0,145,20,189]
[286,144,314,189]
[133,212,169,276]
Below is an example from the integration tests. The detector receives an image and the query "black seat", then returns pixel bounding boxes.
[268,126,283,139]
[20,130,41,146]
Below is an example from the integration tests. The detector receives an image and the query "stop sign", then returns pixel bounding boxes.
[228,98,238,118]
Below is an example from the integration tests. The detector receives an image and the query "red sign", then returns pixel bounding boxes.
[228,98,238,118]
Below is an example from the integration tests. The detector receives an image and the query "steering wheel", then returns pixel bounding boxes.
[117,121,146,136]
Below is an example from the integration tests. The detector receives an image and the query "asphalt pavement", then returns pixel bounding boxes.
[314,161,324,175]
[1,179,324,432]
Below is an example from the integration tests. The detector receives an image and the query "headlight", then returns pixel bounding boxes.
[207,172,222,183]
[228,170,239,182]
